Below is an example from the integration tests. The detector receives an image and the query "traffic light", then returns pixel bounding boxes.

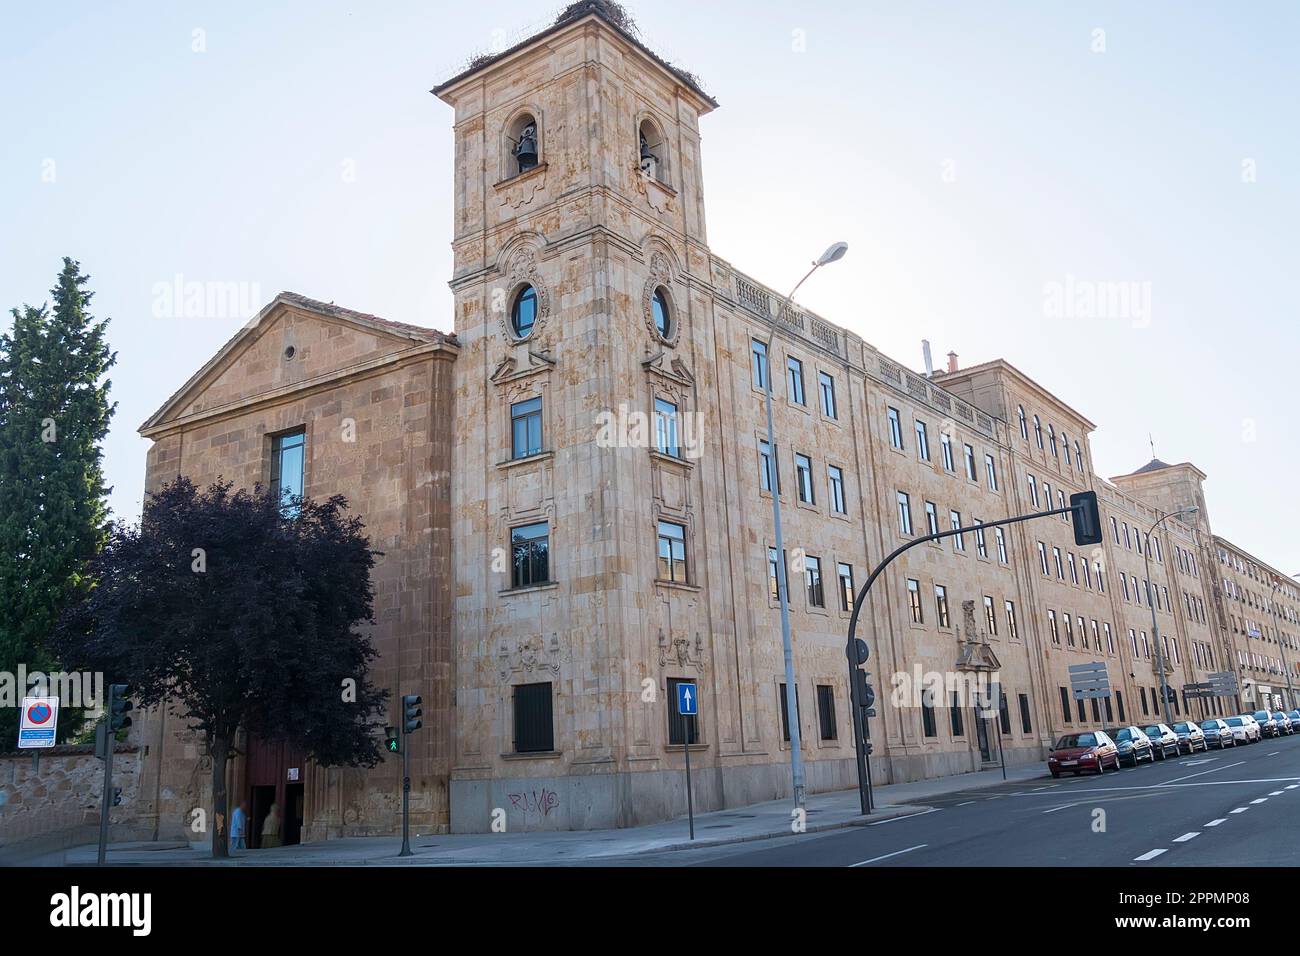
[853,669,876,716]
[384,725,401,754]
[108,683,133,732]
[1070,491,1103,547]
[402,694,422,734]
[112,787,123,807]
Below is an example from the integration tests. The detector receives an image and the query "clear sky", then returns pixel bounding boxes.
[3,1,1297,570]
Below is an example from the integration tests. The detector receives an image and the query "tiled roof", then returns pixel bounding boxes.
[276,291,453,344]
[1132,458,1172,474]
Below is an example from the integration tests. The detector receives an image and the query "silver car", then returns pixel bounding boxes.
[1172,720,1208,754]
[1272,712,1294,735]
[1198,718,1238,749]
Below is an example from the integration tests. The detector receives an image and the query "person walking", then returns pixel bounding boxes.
[261,802,282,849]
[230,800,248,851]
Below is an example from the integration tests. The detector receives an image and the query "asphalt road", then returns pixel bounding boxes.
[597,731,1300,867]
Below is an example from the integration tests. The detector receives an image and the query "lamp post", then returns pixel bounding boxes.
[1144,506,1198,724]
[1267,573,1300,710]
[764,241,847,811]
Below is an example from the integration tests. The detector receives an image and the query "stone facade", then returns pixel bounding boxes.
[128,5,1292,840]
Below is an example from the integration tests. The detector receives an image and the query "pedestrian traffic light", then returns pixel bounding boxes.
[108,683,133,732]
[402,694,422,734]
[384,725,401,754]
[112,787,122,807]
[1070,490,1103,546]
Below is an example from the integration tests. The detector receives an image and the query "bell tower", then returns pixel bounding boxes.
[433,2,720,831]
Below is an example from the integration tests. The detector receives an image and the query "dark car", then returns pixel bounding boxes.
[1141,723,1180,759]
[1171,721,1208,754]
[1105,725,1155,766]
[1198,718,1238,749]
[1047,730,1120,777]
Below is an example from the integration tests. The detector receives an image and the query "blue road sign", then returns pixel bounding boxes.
[677,682,698,716]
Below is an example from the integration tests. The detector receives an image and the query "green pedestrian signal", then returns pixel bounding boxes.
[384,725,400,754]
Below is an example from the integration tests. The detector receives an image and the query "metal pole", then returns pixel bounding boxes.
[764,265,818,812]
[1270,579,1296,710]
[399,735,412,857]
[996,694,1007,781]
[684,715,695,840]
[97,719,112,866]
[1144,512,1188,726]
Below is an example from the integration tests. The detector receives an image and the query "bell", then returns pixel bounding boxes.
[640,134,654,164]
[514,124,538,171]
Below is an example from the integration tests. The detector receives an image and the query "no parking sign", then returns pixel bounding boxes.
[18,696,59,749]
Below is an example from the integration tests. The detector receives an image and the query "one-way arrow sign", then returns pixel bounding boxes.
[677,682,697,716]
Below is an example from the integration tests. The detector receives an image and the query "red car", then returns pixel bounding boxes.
[1047,730,1120,777]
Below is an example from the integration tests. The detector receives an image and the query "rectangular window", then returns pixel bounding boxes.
[667,677,699,746]
[907,578,923,623]
[1000,692,1011,735]
[270,429,306,509]
[511,521,550,588]
[805,555,824,608]
[1068,552,1078,585]
[1005,600,1019,639]
[951,693,964,736]
[837,562,854,612]
[514,682,554,753]
[1028,474,1039,508]
[925,500,939,536]
[887,406,904,449]
[795,453,815,504]
[1048,609,1059,644]
[828,465,846,515]
[1019,693,1032,734]
[818,371,837,419]
[950,510,965,551]
[1053,547,1064,579]
[786,356,805,405]
[778,683,801,742]
[759,439,779,492]
[1064,614,1075,647]
[653,397,679,457]
[511,397,543,459]
[941,433,955,472]
[935,584,950,628]
[768,547,781,601]
[1038,542,1050,576]
[898,491,913,535]
[984,595,997,635]
[751,339,769,389]
[996,527,1008,564]
[1116,690,1125,722]
[964,443,977,481]
[985,453,998,490]
[657,521,687,583]
[915,419,930,461]
[974,521,987,558]
[922,695,937,737]
[1060,686,1071,723]
[816,685,837,741]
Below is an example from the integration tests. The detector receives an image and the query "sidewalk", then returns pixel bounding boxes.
[50,762,1048,867]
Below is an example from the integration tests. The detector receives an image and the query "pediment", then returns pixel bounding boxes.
[141,293,444,433]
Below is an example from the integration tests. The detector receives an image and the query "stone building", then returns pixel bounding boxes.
[128,2,1295,841]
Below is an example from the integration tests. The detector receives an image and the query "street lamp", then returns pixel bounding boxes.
[1145,506,1198,724]
[764,241,848,811]
[1267,573,1300,710]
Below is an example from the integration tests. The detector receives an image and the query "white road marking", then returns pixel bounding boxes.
[1172,832,1199,843]
[1230,807,1250,814]
[1287,785,1299,790]
[1269,751,1281,756]
[1157,761,1246,787]
[1269,790,1285,796]
[1134,848,1168,861]
[868,807,940,826]
[1204,819,1227,827]
[1250,798,1268,804]
[1042,802,1081,814]
[850,843,927,866]
[1180,759,1213,767]
[956,801,976,806]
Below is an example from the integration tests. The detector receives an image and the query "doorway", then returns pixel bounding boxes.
[249,785,276,849]
[283,783,304,846]
[974,713,993,762]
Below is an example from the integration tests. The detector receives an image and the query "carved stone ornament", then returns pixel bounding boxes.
[955,599,1001,672]
[498,246,551,343]
[642,252,680,347]
[497,163,546,211]
[657,628,706,672]
[634,161,674,214]
[498,633,563,681]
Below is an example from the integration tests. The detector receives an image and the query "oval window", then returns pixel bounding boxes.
[652,287,671,338]
[511,285,537,338]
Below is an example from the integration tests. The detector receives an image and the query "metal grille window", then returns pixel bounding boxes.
[667,677,698,745]
[779,683,802,742]
[511,397,543,459]
[787,356,805,405]
[816,685,837,741]
[511,521,550,588]
[653,398,680,457]
[513,682,554,753]
[270,429,306,511]
[657,521,687,583]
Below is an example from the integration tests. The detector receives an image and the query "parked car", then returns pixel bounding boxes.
[1106,726,1156,766]
[1252,710,1280,737]
[1271,712,1294,735]
[1047,730,1120,777]
[1224,715,1261,744]
[1286,709,1300,728]
[1141,723,1181,759]
[1171,721,1208,754]
[1198,718,1238,749]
